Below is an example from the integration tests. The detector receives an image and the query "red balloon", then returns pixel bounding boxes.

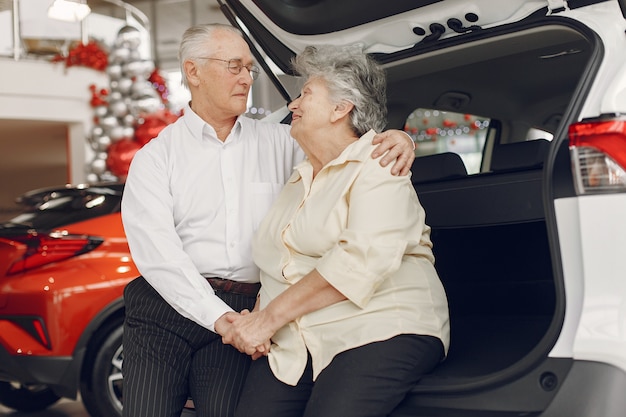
[106,139,142,179]
[134,109,180,146]
[442,119,457,128]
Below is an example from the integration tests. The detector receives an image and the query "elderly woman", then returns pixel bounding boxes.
[220,44,450,417]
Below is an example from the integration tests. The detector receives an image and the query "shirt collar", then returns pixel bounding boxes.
[182,101,244,144]
[291,129,377,182]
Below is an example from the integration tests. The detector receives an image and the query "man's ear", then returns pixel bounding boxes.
[331,100,354,122]
[184,60,201,88]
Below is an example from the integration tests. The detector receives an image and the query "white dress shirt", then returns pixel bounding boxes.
[121,103,304,332]
[253,131,450,386]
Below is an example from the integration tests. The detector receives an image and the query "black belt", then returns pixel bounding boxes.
[205,277,260,296]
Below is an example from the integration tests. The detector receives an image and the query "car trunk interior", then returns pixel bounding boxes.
[381,20,594,394]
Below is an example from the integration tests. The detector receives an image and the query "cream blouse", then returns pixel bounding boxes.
[252,130,450,386]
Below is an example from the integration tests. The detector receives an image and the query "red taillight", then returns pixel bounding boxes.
[6,231,104,275]
[568,119,626,195]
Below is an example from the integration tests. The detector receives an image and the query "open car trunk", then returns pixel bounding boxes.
[220,0,601,413]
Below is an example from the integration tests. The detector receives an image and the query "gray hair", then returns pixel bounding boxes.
[178,23,244,89]
[291,44,387,136]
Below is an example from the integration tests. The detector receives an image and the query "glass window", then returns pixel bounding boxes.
[404,109,490,174]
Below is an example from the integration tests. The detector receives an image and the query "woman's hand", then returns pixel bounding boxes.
[218,269,347,358]
[219,309,276,359]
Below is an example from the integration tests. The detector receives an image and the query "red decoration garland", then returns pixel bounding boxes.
[88,84,109,107]
[51,40,109,72]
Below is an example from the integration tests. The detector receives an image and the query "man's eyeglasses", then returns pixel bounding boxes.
[197,57,260,80]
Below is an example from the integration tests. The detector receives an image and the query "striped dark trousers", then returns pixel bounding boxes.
[122,276,256,417]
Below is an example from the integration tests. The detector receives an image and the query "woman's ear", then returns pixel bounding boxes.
[184,60,201,88]
[331,99,354,122]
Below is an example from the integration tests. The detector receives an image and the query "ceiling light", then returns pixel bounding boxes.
[48,0,91,22]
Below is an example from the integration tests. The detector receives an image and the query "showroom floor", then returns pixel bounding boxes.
[0,399,89,417]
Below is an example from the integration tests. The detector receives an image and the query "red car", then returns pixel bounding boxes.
[0,182,135,417]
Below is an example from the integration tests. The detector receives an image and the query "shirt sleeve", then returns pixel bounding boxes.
[121,140,232,332]
[314,155,428,308]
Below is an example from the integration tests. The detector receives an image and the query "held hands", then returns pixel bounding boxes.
[371,129,416,176]
[216,270,337,358]
[215,309,275,360]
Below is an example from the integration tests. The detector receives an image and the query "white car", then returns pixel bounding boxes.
[218,0,626,415]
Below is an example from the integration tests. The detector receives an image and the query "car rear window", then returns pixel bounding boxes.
[4,189,122,230]
[405,108,554,175]
[405,108,490,174]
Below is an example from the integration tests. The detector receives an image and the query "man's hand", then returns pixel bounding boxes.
[214,311,240,338]
[372,129,416,176]
[218,310,274,359]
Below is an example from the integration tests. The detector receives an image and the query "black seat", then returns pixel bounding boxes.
[411,152,468,184]
[490,139,550,172]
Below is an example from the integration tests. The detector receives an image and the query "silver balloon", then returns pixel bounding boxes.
[109,91,123,102]
[107,64,123,80]
[109,100,129,118]
[117,77,133,95]
[97,135,112,151]
[91,125,104,137]
[116,26,142,50]
[132,95,161,115]
[94,105,108,118]
[129,60,154,79]
[130,80,154,98]
[91,157,107,175]
[100,172,119,183]
[109,126,125,142]
[123,126,135,139]
[122,113,136,127]
[88,126,104,150]
[111,46,130,64]
[141,60,155,76]
[86,173,100,184]
[100,115,120,131]
[129,50,141,61]
[123,60,145,78]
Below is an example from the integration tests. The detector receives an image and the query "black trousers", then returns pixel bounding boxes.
[122,276,256,417]
[234,334,444,417]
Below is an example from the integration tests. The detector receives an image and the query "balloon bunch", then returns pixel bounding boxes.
[86,26,180,182]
